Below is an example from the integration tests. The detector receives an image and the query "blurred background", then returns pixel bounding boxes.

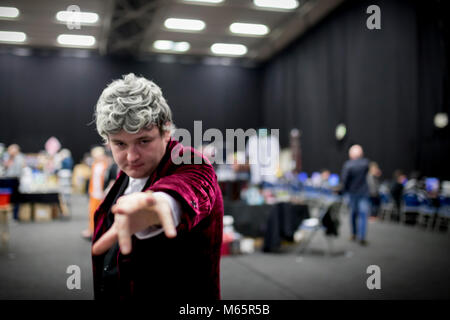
[0,0,449,300]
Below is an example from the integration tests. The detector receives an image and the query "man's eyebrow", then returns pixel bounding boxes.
[110,135,154,143]
[135,135,154,140]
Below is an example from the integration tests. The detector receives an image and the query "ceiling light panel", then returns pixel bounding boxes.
[0,6,20,18]
[57,34,96,47]
[183,0,224,4]
[153,40,190,52]
[164,18,205,31]
[253,0,299,10]
[211,43,247,56]
[56,11,99,24]
[230,23,269,36]
[0,31,26,42]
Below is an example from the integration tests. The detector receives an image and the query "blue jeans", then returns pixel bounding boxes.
[349,195,370,240]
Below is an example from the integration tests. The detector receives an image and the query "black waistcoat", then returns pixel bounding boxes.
[96,175,129,300]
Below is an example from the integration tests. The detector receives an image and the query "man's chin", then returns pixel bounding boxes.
[125,168,151,179]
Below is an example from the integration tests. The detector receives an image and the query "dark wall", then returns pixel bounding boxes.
[261,0,450,180]
[0,53,262,163]
[1,0,448,181]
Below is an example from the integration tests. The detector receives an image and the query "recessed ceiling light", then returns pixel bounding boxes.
[230,23,269,36]
[211,43,247,56]
[183,0,223,3]
[56,11,99,24]
[164,18,205,31]
[153,40,190,52]
[0,6,20,18]
[253,0,299,10]
[0,31,26,43]
[57,34,96,47]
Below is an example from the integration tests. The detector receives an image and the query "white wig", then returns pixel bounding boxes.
[95,73,175,141]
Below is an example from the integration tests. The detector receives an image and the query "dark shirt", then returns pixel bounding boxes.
[341,158,370,196]
[390,181,404,208]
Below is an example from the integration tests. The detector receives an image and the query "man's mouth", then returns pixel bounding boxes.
[129,163,143,169]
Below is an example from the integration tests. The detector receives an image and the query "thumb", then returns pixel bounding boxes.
[92,224,118,256]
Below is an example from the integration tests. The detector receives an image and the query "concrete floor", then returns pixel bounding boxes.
[1,194,449,300]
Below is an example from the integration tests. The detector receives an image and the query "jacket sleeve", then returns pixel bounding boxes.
[340,162,350,193]
[146,149,218,233]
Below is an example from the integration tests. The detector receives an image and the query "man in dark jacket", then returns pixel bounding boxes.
[91,73,223,300]
[341,144,370,245]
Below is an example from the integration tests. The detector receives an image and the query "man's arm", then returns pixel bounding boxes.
[148,161,218,233]
[91,190,177,255]
[134,192,181,239]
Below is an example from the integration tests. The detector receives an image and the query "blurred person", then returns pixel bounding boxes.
[90,73,223,300]
[72,153,91,194]
[390,170,407,215]
[56,149,75,214]
[367,162,382,220]
[404,170,421,192]
[3,144,26,220]
[341,144,370,245]
[58,148,74,171]
[319,168,331,189]
[81,146,108,239]
[4,144,25,178]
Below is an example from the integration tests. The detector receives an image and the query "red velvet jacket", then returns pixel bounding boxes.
[92,139,224,300]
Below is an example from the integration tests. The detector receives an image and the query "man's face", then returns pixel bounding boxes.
[108,126,170,179]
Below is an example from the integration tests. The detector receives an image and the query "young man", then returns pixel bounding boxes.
[91,73,224,300]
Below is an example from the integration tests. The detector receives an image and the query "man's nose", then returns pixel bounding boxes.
[127,146,140,162]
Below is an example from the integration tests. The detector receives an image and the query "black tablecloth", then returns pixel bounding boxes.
[263,202,310,252]
[223,200,310,252]
[17,192,60,204]
[224,200,273,237]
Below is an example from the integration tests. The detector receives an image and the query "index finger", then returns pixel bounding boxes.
[157,208,177,238]
[116,214,132,255]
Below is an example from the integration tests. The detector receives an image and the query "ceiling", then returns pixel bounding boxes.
[0,0,346,63]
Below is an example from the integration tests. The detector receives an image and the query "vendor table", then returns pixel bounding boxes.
[224,200,310,252]
[17,192,63,221]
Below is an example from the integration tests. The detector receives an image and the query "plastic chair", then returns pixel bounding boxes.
[295,196,341,256]
[416,194,437,230]
[401,192,421,224]
[378,191,397,221]
[434,196,450,232]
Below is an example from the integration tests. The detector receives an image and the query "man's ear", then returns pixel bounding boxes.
[163,122,172,142]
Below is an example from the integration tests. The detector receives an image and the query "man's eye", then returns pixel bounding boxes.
[140,140,151,144]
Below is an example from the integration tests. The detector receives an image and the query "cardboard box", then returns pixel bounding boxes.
[34,204,52,222]
[19,204,32,222]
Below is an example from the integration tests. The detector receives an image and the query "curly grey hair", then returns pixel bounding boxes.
[95,73,175,141]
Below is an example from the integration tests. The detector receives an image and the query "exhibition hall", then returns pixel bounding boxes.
[0,0,449,303]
